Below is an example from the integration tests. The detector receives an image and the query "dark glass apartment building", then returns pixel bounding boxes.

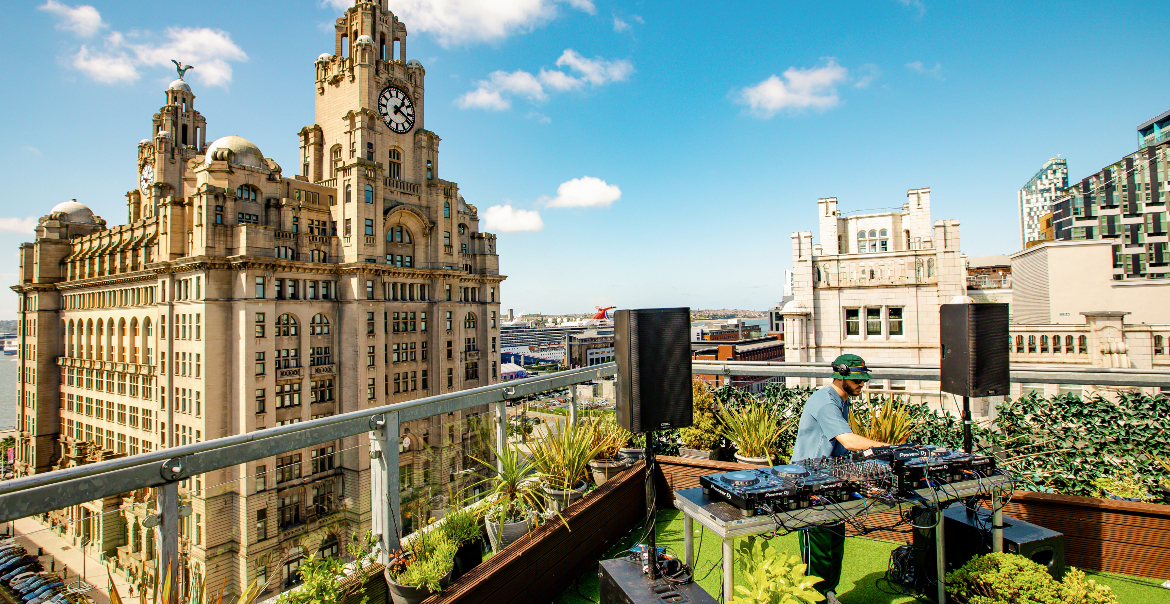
[1053,110,1170,280]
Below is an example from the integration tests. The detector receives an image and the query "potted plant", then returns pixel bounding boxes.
[849,396,915,444]
[441,505,486,581]
[619,433,646,464]
[679,379,720,459]
[1092,469,1152,502]
[586,417,631,485]
[385,524,457,604]
[727,537,824,604]
[720,398,792,466]
[471,444,545,552]
[529,419,603,511]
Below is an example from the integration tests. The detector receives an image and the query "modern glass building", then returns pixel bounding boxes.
[1017,157,1068,249]
[1052,110,1170,280]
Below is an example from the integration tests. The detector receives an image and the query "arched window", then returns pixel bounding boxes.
[1015,335,1024,353]
[130,318,139,364]
[458,224,467,235]
[1078,335,1087,354]
[66,320,75,358]
[444,201,450,218]
[387,226,413,244]
[1051,334,1061,353]
[879,229,889,252]
[388,149,402,180]
[364,185,374,204]
[96,320,104,359]
[1155,335,1165,355]
[118,319,127,362]
[275,247,297,260]
[276,314,298,337]
[464,312,476,329]
[310,314,330,335]
[237,185,258,201]
[330,145,342,177]
[345,185,352,203]
[1040,335,1048,353]
[1027,335,1036,353]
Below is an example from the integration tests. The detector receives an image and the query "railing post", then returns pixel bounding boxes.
[369,412,401,562]
[157,482,179,604]
[569,385,578,426]
[494,401,507,471]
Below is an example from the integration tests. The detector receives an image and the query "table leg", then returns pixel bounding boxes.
[992,489,1003,553]
[684,514,694,570]
[723,538,734,602]
[935,508,946,604]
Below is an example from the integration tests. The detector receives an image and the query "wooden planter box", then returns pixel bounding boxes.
[416,460,647,603]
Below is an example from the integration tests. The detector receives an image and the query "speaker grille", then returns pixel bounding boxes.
[615,308,693,434]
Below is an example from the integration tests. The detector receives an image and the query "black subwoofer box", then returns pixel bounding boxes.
[912,504,1065,590]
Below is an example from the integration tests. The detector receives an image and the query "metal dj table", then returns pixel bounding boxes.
[673,474,1011,603]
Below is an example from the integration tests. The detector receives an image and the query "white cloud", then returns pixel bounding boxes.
[736,60,849,118]
[555,49,633,85]
[526,110,552,124]
[545,176,621,209]
[906,60,943,79]
[457,69,547,110]
[20,146,43,157]
[327,0,593,47]
[458,50,631,111]
[896,0,926,16]
[483,204,544,232]
[612,14,643,33]
[854,64,880,88]
[39,0,104,37]
[45,4,247,87]
[0,217,38,234]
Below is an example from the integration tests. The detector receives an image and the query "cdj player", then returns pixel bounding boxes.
[699,464,851,516]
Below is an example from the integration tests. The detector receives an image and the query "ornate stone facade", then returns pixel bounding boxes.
[11,0,503,596]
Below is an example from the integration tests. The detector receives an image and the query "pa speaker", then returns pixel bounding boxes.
[615,308,693,434]
[912,505,1065,588]
[940,303,1010,398]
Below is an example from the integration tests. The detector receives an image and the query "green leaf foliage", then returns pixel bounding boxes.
[727,536,825,604]
[679,379,720,450]
[945,553,1118,604]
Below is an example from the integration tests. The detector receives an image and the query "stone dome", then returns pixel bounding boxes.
[168,79,192,92]
[50,200,97,224]
[407,59,423,69]
[780,300,810,314]
[355,35,374,46]
[316,53,332,63]
[205,135,265,169]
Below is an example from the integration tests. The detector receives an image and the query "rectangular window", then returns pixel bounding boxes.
[888,307,904,336]
[845,309,860,336]
[366,280,375,300]
[256,389,266,413]
[866,308,882,336]
[365,219,374,236]
[255,312,265,338]
[344,219,352,237]
[367,377,376,399]
[368,345,376,366]
[367,311,375,334]
[255,352,265,375]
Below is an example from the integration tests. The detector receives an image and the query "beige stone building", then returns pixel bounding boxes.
[11,0,502,596]
[782,189,967,406]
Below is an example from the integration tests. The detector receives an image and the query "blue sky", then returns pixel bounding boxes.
[1,0,1168,319]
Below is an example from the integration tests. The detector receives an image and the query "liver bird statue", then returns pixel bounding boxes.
[172,59,194,80]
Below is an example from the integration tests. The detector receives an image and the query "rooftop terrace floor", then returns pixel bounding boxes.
[550,509,1170,604]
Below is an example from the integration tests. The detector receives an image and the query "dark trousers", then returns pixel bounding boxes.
[799,522,845,595]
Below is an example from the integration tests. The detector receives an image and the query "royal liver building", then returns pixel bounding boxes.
[11,0,503,595]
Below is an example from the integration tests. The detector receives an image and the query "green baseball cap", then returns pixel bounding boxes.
[831,354,871,380]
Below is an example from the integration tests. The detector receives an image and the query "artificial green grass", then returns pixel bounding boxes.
[555,509,1170,604]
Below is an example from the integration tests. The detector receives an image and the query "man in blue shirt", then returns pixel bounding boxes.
[793,354,888,604]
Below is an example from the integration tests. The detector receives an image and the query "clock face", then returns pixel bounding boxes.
[140,164,154,196]
[378,86,416,134]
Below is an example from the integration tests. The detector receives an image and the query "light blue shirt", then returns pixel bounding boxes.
[791,385,853,462]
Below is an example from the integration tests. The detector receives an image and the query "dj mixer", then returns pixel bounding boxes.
[699,444,997,516]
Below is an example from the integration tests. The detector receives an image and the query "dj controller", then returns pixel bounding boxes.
[699,444,997,516]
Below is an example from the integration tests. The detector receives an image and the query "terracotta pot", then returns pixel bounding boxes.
[542,480,588,511]
[385,567,452,604]
[451,538,484,581]
[678,447,716,460]
[588,459,630,485]
[734,453,773,467]
[485,516,530,552]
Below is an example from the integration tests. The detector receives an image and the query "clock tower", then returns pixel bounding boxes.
[301,0,439,264]
[131,78,207,223]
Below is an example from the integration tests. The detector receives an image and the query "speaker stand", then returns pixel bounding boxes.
[962,396,972,454]
[645,430,657,580]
